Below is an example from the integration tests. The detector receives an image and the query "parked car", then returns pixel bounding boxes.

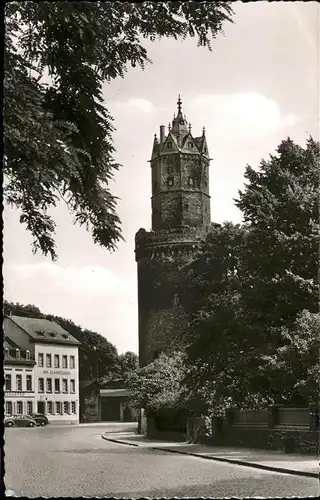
[31,413,50,426]
[5,415,37,427]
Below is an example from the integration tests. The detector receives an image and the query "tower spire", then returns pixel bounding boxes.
[177,94,182,114]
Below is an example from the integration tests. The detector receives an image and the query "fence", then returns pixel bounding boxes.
[277,407,310,429]
[190,406,319,454]
[233,408,268,428]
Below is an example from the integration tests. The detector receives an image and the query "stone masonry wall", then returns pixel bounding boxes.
[135,227,208,366]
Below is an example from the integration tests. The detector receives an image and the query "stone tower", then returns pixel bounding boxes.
[135,96,211,366]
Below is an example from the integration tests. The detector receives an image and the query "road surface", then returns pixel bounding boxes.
[4,422,319,497]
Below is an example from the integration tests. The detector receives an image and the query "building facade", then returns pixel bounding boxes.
[4,315,81,424]
[135,96,212,366]
[80,380,138,423]
[4,337,36,416]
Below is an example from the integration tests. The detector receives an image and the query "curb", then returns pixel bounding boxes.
[102,434,318,479]
[101,434,139,447]
[151,446,319,479]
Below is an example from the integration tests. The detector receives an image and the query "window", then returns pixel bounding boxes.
[38,378,44,393]
[173,294,180,306]
[4,348,9,359]
[63,401,69,414]
[5,401,12,415]
[54,379,60,393]
[26,350,30,360]
[46,378,52,393]
[27,401,33,415]
[167,142,172,149]
[188,142,193,148]
[184,203,189,210]
[16,374,22,391]
[188,176,194,187]
[70,356,75,369]
[62,355,68,369]
[15,348,20,359]
[17,401,23,415]
[47,401,53,414]
[5,374,11,391]
[62,379,68,393]
[56,401,61,414]
[38,353,44,367]
[167,177,174,187]
[167,165,173,174]
[54,354,60,368]
[70,379,75,393]
[71,402,76,414]
[26,375,32,391]
[46,354,52,368]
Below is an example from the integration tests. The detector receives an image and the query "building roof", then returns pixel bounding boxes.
[100,388,129,398]
[8,316,81,346]
[4,337,36,366]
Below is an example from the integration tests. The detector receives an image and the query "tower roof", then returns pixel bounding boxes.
[170,94,189,142]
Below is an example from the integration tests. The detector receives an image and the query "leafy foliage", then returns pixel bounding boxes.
[4,300,121,382]
[236,137,319,332]
[119,351,139,374]
[183,138,319,409]
[259,310,320,406]
[124,351,188,416]
[4,2,234,259]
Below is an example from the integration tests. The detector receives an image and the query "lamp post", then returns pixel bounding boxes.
[93,346,98,383]
[92,346,100,421]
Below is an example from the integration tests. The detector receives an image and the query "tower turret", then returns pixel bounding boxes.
[150,95,211,231]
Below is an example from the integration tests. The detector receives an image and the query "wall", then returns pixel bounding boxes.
[80,386,100,422]
[135,227,207,365]
[34,343,80,424]
[193,407,319,455]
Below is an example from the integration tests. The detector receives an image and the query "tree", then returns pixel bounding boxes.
[235,137,319,334]
[258,310,320,406]
[183,137,320,409]
[119,351,139,374]
[181,222,257,412]
[4,2,234,259]
[124,351,188,417]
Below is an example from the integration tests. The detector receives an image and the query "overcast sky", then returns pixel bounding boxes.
[3,2,319,354]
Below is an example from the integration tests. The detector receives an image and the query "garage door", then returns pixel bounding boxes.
[101,397,121,421]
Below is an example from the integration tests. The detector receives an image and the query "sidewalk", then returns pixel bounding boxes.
[101,431,319,479]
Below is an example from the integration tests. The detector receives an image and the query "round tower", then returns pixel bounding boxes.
[135,96,212,366]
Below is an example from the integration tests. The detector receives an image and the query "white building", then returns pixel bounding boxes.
[4,336,36,416]
[4,315,81,424]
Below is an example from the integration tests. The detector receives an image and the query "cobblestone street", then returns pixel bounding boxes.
[4,423,319,498]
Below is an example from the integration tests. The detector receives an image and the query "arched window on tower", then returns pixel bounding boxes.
[173,293,180,306]
[26,350,30,360]
[15,348,20,360]
[188,176,194,187]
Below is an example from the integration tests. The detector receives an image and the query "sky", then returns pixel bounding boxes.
[3,2,319,354]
